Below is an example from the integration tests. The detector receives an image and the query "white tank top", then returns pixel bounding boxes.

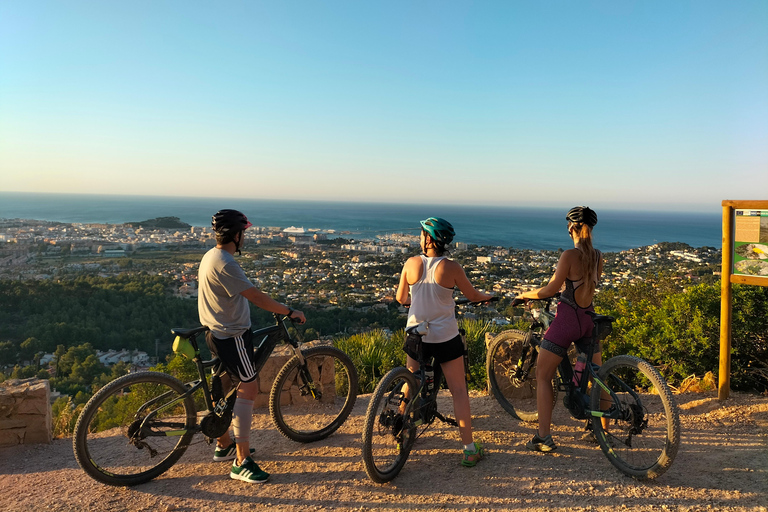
[405,255,459,344]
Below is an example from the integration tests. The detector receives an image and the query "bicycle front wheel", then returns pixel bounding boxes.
[486,330,556,422]
[591,355,681,479]
[269,345,358,443]
[72,371,197,486]
[361,367,419,483]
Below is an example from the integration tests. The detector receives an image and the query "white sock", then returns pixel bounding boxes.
[464,442,476,452]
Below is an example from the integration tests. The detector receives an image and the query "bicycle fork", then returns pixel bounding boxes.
[513,335,537,383]
[289,345,322,400]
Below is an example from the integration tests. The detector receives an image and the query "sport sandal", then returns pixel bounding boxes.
[213,442,255,462]
[230,456,270,483]
[526,433,557,452]
[461,442,485,467]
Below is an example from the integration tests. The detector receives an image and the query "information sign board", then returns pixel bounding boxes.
[733,209,768,279]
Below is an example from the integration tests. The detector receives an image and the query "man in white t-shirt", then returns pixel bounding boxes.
[198,209,305,483]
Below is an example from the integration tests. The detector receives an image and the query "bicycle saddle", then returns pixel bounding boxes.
[171,326,210,338]
[586,312,615,324]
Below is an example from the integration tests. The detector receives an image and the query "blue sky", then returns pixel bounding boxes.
[1,1,766,211]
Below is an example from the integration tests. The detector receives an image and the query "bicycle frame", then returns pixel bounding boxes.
[488,297,681,479]
[138,314,304,439]
[510,302,553,384]
[402,355,445,427]
[516,299,631,423]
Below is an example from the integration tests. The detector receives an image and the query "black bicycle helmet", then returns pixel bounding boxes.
[211,209,252,237]
[420,217,455,245]
[566,206,598,228]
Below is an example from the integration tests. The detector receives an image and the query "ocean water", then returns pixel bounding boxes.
[0,192,721,252]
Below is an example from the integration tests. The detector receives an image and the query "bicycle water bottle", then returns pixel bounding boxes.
[573,352,587,386]
[424,365,435,394]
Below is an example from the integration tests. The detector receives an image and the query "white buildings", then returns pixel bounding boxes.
[95,349,151,367]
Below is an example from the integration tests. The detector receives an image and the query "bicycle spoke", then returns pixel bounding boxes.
[487,331,555,422]
[362,367,419,483]
[73,372,196,486]
[591,356,681,479]
[270,346,358,443]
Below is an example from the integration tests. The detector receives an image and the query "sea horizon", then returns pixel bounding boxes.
[0,191,722,252]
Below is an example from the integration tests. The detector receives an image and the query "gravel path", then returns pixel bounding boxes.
[1,391,766,512]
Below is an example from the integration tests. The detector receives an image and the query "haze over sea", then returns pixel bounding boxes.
[0,192,720,253]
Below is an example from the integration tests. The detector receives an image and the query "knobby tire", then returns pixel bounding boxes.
[486,330,556,422]
[361,367,420,483]
[73,371,196,486]
[269,345,358,443]
[591,355,681,479]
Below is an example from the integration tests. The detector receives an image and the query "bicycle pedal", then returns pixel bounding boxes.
[213,398,228,416]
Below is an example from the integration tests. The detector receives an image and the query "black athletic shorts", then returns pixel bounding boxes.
[404,333,465,365]
[205,329,258,383]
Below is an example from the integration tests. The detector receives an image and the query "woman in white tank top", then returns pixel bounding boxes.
[396,217,494,467]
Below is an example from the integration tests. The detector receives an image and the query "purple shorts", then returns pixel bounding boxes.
[541,302,597,357]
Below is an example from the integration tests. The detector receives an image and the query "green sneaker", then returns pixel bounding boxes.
[461,442,484,467]
[213,442,255,462]
[526,433,557,452]
[230,456,270,483]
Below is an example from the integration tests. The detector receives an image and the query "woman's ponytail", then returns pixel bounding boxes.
[575,224,598,295]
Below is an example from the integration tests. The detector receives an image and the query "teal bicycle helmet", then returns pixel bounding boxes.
[420,217,455,245]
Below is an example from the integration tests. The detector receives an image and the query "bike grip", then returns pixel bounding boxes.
[511,297,525,307]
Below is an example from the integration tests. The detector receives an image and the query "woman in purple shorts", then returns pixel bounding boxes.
[516,206,603,452]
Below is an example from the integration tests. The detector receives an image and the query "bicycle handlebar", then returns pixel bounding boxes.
[454,296,499,306]
[511,292,560,308]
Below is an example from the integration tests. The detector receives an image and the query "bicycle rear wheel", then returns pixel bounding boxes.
[591,355,681,479]
[72,371,196,486]
[361,367,419,483]
[269,346,358,443]
[486,330,556,422]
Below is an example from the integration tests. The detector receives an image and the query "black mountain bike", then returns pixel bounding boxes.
[73,314,358,486]
[361,298,496,483]
[486,297,681,479]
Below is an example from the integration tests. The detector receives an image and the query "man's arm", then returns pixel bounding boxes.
[240,286,306,324]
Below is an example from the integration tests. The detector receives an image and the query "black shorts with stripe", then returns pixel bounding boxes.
[205,329,257,383]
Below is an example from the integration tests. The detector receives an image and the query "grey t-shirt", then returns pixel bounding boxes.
[197,247,254,339]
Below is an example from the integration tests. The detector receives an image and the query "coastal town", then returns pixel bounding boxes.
[0,217,721,308]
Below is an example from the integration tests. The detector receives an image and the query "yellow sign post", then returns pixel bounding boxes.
[720,200,768,400]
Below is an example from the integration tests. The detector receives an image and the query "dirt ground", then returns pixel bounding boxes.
[1,391,766,512]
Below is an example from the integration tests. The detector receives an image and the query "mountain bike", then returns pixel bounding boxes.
[486,297,681,479]
[72,313,358,486]
[361,298,496,483]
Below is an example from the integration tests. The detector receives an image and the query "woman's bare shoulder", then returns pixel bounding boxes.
[403,254,424,275]
[405,254,423,266]
[560,248,581,260]
[437,258,468,281]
